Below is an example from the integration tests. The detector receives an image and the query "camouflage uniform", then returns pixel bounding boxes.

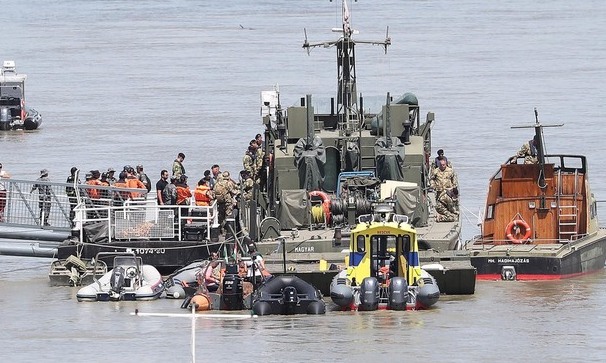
[431,165,459,223]
[255,147,265,180]
[430,165,458,192]
[214,172,239,232]
[514,140,538,164]
[435,189,459,222]
[241,177,255,201]
[242,149,257,181]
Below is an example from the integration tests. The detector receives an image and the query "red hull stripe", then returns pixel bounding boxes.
[476,270,597,281]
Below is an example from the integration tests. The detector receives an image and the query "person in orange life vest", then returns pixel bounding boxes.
[113,171,130,204]
[125,166,146,199]
[176,174,192,219]
[176,175,192,205]
[194,178,213,206]
[86,170,103,199]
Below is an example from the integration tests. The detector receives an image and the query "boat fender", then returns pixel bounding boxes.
[330,283,354,308]
[505,219,532,244]
[309,190,331,223]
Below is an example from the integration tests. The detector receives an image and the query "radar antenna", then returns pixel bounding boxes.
[302,0,390,133]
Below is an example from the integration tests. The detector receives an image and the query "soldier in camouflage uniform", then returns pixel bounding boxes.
[509,135,539,164]
[214,171,239,233]
[242,142,258,182]
[254,134,265,184]
[240,170,255,202]
[431,157,459,222]
[435,187,459,222]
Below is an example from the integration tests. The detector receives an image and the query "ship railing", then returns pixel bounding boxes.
[470,235,589,249]
[0,178,75,230]
[0,178,149,230]
[73,198,218,243]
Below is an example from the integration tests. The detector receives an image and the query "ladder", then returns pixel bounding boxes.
[556,169,580,241]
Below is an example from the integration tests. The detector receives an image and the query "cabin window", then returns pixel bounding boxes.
[370,235,397,278]
[356,235,365,252]
[401,234,411,254]
[486,205,494,220]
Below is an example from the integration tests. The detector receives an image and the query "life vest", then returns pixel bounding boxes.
[113,181,130,201]
[126,177,146,199]
[176,185,192,205]
[194,185,212,206]
[86,179,102,199]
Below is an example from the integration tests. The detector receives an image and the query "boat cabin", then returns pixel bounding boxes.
[480,154,598,244]
[346,207,422,286]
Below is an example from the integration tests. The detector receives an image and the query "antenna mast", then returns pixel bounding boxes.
[303,0,390,134]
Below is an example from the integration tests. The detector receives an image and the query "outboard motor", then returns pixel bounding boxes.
[358,277,379,311]
[110,266,126,293]
[0,107,11,130]
[388,277,408,311]
[281,286,299,315]
[221,272,244,310]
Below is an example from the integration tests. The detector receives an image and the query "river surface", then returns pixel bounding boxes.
[1,0,606,362]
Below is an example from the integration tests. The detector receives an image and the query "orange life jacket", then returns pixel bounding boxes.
[126,177,146,199]
[176,185,192,205]
[194,185,212,206]
[113,181,130,201]
[86,179,102,199]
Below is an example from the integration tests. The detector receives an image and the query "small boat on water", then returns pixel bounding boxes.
[0,60,42,131]
[252,275,326,316]
[167,259,325,315]
[330,204,440,311]
[76,253,164,301]
[467,110,606,280]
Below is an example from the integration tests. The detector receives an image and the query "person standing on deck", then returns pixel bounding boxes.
[0,163,11,222]
[172,153,186,178]
[214,171,238,234]
[125,167,146,199]
[136,165,152,193]
[106,167,116,185]
[66,167,80,223]
[209,164,220,189]
[508,135,540,164]
[242,141,258,183]
[31,169,52,226]
[433,149,451,169]
[156,170,169,205]
[194,178,213,207]
[431,158,459,222]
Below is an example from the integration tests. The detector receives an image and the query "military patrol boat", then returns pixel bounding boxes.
[239,0,473,295]
[0,60,42,130]
[467,110,606,280]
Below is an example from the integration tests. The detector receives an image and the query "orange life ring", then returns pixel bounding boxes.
[505,219,532,244]
[309,190,331,223]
